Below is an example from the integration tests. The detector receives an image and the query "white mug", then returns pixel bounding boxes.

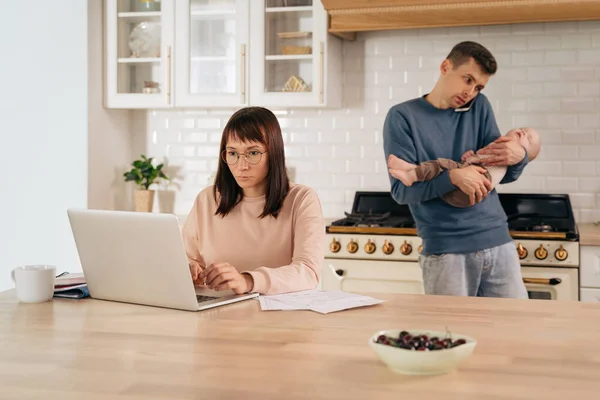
[11,265,56,303]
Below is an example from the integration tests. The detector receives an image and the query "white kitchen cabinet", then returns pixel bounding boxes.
[249,0,342,108]
[320,259,425,295]
[580,288,600,303]
[105,0,342,109]
[174,0,249,107]
[581,245,600,287]
[105,0,175,109]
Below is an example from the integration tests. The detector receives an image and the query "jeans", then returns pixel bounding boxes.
[418,241,528,298]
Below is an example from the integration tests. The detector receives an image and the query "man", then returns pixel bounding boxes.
[382,41,529,298]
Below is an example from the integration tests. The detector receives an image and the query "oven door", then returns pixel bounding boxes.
[521,266,579,301]
[321,258,424,294]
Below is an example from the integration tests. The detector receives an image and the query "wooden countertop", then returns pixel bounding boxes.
[1,290,600,400]
[579,222,600,246]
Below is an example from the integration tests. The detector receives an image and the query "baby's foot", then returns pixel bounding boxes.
[387,154,416,171]
[388,168,418,187]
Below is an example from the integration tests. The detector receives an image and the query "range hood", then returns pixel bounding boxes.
[321,0,600,40]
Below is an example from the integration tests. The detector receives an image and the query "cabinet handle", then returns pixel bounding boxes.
[318,41,324,104]
[335,269,345,276]
[240,44,246,104]
[165,45,172,104]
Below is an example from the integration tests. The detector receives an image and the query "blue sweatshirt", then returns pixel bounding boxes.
[382,94,528,255]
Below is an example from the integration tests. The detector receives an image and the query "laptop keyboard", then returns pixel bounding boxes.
[196,295,218,303]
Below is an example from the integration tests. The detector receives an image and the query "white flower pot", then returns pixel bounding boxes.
[157,190,176,214]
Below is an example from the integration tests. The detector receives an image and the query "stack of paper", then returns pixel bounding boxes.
[258,289,385,314]
[54,272,89,299]
[55,272,85,286]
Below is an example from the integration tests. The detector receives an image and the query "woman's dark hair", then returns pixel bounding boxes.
[213,107,290,218]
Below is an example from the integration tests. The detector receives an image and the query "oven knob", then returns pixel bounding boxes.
[555,245,568,261]
[517,243,528,259]
[347,239,359,254]
[365,239,376,254]
[534,244,548,260]
[382,240,394,255]
[329,239,341,253]
[400,240,413,255]
[418,244,423,254]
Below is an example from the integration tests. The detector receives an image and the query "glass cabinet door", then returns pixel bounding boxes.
[250,0,329,107]
[175,0,249,107]
[105,0,175,108]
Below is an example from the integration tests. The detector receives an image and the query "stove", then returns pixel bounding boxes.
[322,192,580,301]
[333,212,416,229]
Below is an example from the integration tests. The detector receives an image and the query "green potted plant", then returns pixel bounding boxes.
[123,155,169,212]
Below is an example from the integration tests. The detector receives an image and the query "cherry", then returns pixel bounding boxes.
[374,331,468,351]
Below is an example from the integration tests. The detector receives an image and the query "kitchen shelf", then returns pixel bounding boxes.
[191,56,235,62]
[265,6,313,13]
[265,54,313,61]
[117,11,161,23]
[117,57,161,64]
[277,31,312,39]
[190,9,236,16]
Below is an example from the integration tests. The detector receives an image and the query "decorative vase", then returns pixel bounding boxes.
[157,190,176,214]
[134,189,155,212]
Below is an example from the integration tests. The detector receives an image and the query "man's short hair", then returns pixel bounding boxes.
[447,41,497,75]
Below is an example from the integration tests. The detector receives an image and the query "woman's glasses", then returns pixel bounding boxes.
[221,149,267,165]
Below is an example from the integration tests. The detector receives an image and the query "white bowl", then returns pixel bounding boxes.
[368,329,477,375]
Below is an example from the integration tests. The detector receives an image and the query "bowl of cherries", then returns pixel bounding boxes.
[368,328,477,375]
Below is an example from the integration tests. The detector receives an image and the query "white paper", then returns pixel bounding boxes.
[258,296,306,311]
[257,289,385,314]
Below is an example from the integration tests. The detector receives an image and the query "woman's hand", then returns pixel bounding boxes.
[189,262,205,286]
[201,262,254,294]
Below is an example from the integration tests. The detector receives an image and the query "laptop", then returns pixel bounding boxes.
[67,208,259,311]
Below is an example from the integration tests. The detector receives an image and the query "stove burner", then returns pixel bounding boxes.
[506,213,562,233]
[343,212,391,227]
[531,224,553,232]
[330,211,416,229]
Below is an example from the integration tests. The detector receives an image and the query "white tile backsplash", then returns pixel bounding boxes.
[146,21,600,223]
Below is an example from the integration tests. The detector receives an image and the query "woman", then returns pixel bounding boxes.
[182,107,325,295]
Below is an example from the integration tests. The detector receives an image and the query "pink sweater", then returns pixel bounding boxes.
[181,184,325,295]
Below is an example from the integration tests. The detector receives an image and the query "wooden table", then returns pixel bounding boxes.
[1,290,600,400]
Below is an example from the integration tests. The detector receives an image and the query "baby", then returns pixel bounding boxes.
[388,127,541,208]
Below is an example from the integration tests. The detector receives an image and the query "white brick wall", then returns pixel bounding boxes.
[146,21,600,223]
